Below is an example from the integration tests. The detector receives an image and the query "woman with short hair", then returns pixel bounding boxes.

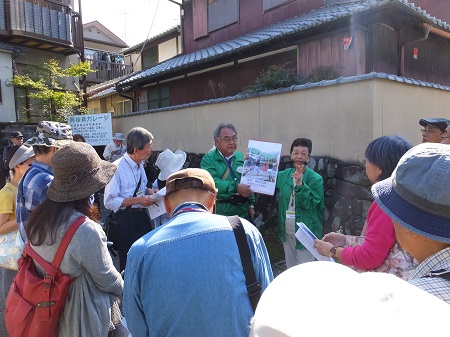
[315,136,416,279]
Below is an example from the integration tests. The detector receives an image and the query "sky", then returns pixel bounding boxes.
[79,0,180,47]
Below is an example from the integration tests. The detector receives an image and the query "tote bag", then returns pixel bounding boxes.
[0,230,24,270]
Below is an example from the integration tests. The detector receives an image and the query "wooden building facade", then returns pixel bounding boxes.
[116,0,450,112]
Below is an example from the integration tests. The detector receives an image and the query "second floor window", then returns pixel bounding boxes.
[208,0,239,32]
[142,47,158,70]
[192,0,239,39]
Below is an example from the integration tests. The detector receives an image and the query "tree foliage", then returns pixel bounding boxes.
[11,59,93,122]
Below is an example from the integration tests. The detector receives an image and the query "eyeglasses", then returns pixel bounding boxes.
[221,136,238,144]
[441,136,450,140]
[421,128,440,134]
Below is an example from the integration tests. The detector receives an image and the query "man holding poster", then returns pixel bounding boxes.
[201,123,255,220]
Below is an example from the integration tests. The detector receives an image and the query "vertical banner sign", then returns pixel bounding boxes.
[343,36,353,50]
[67,113,112,146]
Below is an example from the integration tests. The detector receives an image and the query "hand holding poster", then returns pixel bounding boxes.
[241,140,282,195]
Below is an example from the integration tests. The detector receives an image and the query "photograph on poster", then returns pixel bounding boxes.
[241,140,282,195]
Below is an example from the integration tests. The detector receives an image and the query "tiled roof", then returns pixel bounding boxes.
[115,72,450,118]
[122,25,181,54]
[89,86,116,99]
[116,0,450,90]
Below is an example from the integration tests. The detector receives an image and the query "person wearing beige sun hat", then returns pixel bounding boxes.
[16,121,73,242]
[103,132,126,162]
[151,149,187,228]
[24,142,123,337]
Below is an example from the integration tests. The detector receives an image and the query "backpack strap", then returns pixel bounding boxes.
[227,215,262,312]
[52,216,86,268]
[24,216,87,277]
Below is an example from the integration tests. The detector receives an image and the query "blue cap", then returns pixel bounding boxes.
[419,118,450,131]
[372,143,450,243]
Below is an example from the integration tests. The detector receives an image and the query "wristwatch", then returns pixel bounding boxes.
[328,246,337,258]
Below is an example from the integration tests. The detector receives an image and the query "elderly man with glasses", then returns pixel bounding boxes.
[419,118,450,143]
[201,123,255,221]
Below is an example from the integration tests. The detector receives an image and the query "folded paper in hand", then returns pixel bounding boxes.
[295,222,334,262]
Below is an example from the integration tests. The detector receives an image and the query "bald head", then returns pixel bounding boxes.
[163,188,216,216]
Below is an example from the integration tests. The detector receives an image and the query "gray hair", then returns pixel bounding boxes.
[213,123,237,140]
[126,127,154,154]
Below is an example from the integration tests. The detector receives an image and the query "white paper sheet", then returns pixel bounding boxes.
[146,193,166,219]
[295,222,334,262]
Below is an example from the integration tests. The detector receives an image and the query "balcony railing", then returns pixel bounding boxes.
[85,59,134,83]
[1,0,83,53]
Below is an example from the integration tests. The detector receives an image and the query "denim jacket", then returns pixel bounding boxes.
[123,203,273,337]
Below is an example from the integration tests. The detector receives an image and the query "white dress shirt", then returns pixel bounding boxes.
[104,153,148,212]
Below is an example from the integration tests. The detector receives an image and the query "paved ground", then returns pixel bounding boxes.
[0,196,286,336]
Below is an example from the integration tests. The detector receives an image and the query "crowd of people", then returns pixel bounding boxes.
[0,116,450,336]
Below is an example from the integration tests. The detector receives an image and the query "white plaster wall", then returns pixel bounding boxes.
[110,79,450,162]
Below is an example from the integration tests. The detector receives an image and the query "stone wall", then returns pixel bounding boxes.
[151,151,372,237]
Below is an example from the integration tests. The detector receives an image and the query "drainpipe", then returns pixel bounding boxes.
[400,24,430,76]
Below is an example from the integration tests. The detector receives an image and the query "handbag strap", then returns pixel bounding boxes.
[125,173,142,212]
[227,215,262,312]
[24,216,87,276]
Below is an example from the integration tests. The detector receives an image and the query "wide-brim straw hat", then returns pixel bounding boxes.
[47,142,116,202]
[25,121,73,148]
[156,149,187,181]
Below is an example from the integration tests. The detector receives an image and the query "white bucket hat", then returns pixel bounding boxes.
[112,132,125,141]
[156,149,186,181]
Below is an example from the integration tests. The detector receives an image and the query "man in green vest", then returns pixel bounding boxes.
[201,123,255,220]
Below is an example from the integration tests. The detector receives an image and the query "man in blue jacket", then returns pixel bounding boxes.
[123,168,273,337]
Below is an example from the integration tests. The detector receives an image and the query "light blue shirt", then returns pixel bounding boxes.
[104,153,148,212]
[123,202,273,337]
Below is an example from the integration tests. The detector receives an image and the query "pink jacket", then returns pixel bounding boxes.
[340,202,396,270]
